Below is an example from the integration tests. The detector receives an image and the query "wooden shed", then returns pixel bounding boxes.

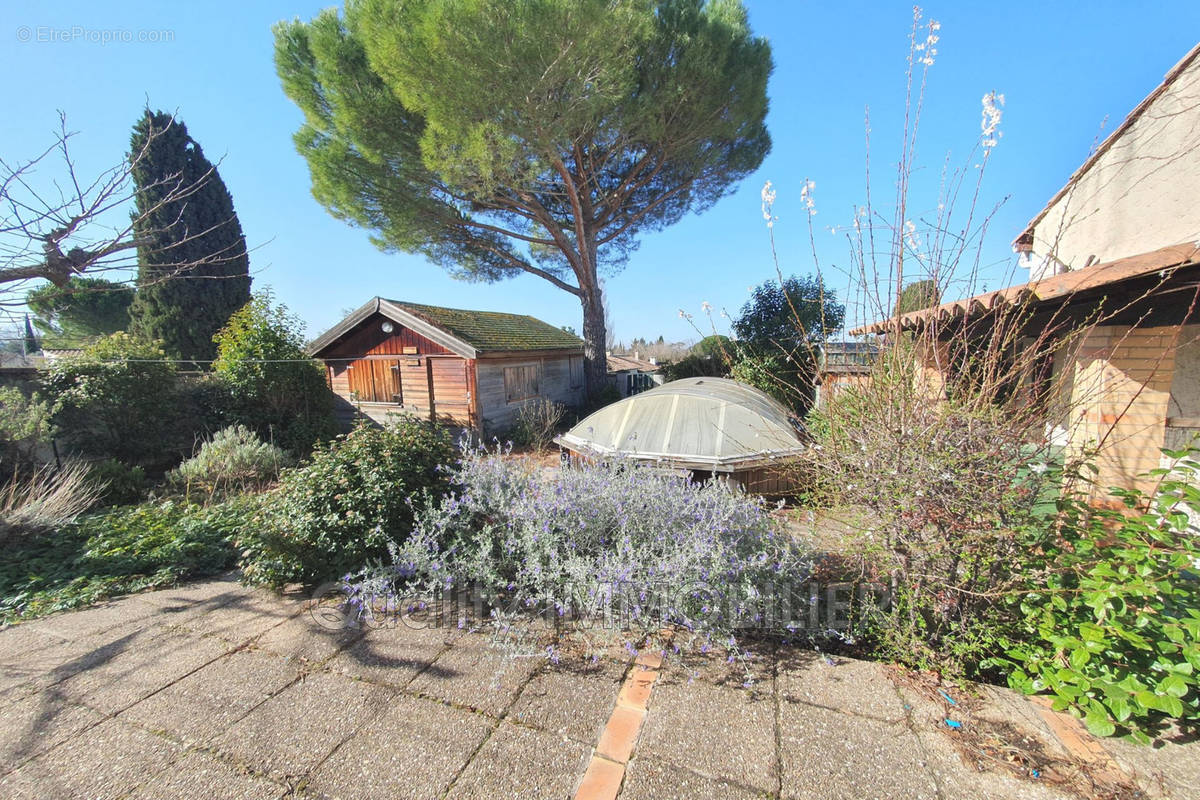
[308,298,586,434]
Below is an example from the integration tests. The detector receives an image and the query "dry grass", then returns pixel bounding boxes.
[0,462,100,544]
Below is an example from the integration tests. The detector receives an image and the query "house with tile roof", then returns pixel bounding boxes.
[605,351,663,397]
[308,297,586,432]
[852,43,1200,500]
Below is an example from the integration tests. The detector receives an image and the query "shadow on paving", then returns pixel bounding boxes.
[0,630,140,770]
[6,577,1195,800]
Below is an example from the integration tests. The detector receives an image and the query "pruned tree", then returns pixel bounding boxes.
[274,0,771,392]
[734,275,844,356]
[0,112,238,306]
[732,274,844,412]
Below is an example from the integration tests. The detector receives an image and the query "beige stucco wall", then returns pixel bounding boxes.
[1026,54,1200,277]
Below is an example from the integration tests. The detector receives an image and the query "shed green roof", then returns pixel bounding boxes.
[385,300,584,352]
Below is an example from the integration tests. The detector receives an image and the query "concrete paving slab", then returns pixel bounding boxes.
[1105,733,1200,800]
[0,626,89,700]
[509,658,627,743]
[407,635,545,717]
[126,750,286,800]
[326,624,457,689]
[253,612,363,664]
[444,721,590,800]
[119,649,300,744]
[907,724,1074,800]
[21,597,163,641]
[622,755,769,800]
[893,680,1082,800]
[0,624,163,698]
[974,684,1069,756]
[0,673,40,708]
[172,594,302,645]
[897,681,1075,800]
[55,628,232,714]
[0,718,181,800]
[0,692,105,773]
[131,572,247,610]
[211,670,392,780]
[306,692,493,800]
[637,670,777,793]
[776,651,908,724]
[778,701,937,800]
[0,624,69,660]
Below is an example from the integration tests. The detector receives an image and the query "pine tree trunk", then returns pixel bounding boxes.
[580,285,608,397]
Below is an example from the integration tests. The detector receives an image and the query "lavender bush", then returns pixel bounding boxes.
[343,444,811,665]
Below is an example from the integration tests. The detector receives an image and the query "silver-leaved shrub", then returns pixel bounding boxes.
[343,445,811,662]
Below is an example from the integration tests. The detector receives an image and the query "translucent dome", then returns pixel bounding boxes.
[555,377,806,471]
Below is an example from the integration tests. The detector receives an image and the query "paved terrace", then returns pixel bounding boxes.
[0,575,1195,799]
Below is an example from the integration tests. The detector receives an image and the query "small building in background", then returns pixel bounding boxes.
[40,348,82,364]
[308,298,585,433]
[606,351,664,397]
[815,341,878,409]
[0,352,43,389]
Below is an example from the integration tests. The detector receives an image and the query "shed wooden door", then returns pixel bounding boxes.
[430,358,471,423]
[348,358,402,403]
[399,358,432,416]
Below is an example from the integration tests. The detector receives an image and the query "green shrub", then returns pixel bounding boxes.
[660,351,726,381]
[40,333,182,469]
[0,498,249,623]
[87,459,148,507]
[0,386,52,479]
[238,418,457,588]
[169,424,291,498]
[212,292,337,455]
[729,352,808,413]
[578,383,621,418]
[988,449,1200,740]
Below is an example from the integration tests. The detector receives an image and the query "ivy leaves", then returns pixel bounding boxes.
[990,450,1200,741]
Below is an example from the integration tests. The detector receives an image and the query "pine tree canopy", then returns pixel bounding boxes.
[128,110,251,362]
[27,277,133,348]
[274,0,771,391]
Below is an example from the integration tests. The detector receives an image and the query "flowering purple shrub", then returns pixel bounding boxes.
[344,445,811,659]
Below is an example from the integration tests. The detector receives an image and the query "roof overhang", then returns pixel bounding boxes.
[849,243,1200,335]
[307,297,478,359]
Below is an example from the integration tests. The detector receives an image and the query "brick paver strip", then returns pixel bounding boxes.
[596,705,645,763]
[573,651,667,800]
[1030,696,1128,785]
[575,755,626,800]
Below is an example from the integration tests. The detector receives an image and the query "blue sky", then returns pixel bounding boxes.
[4,2,1199,344]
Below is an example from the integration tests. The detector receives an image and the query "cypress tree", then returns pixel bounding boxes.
[128,110,251,362]
[22,314,40,355]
